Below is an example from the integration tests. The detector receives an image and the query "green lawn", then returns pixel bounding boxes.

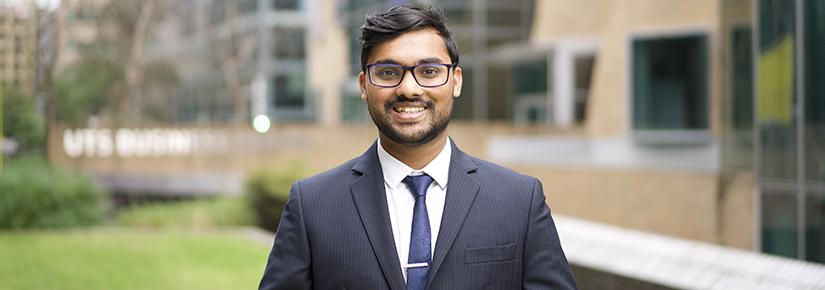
[0,228,271,290]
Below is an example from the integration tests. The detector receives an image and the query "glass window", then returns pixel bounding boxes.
[239,0,258,14]
[722,26,755,171]
[271,73,305,109]
[761,190,799,259]
[487,9,522,27]
[452,67,474,120]
[510,59,549,123]
[757,0,796,180]
[273,0,300,10]
[340,92,368,123]
[344,0,381,12]
[575,55,595,124]
[271,28,305,60]
[732,27,754,132]
[632,35,709,131]
[805,0,825,183]
[806,192,825,263]
[512,59,548,96]
[443,6,470,24]
[209,1,225,26]
[348,26,362,75]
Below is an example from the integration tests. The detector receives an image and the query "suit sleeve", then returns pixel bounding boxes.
[258,182,312,290]
[522,178,578,290]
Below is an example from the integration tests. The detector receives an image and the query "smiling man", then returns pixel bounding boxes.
[258,5,577,290]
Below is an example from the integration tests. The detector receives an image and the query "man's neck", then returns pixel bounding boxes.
[379,133,448,170]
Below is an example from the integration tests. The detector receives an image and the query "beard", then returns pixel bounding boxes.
[367,95,451,146]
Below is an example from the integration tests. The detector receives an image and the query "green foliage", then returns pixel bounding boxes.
[116,197,254,229]
[0,157,109,229]
[245,164,304,232]
[0,228,269,290]
[139,60,182,123]
[2,86,44,154]
[54,58,123,125]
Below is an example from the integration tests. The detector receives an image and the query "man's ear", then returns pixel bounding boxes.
[452,66,463,98]
[358,72,367,101]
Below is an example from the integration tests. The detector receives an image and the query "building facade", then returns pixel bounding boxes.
[0,0,38,94]
[748,0,825,264]
[145,0,312,123]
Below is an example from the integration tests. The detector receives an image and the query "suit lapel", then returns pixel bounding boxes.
[350,142,406,290]
[428,141,480,287]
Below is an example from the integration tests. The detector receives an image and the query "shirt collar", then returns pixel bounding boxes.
[376,138,451,190]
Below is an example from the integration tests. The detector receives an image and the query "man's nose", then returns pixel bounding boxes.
[394,70,425,98]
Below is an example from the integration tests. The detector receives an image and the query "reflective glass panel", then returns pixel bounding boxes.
[271,73,305,108]
[632,35,709,130]
[757,0,797,180]
[806,191,825,263]
[761,190,799,259]
[805,0,825,183]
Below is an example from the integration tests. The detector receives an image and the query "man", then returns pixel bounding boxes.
[259,5,577,290]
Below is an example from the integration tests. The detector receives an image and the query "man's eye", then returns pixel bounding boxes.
[419,67,441,77]
[377,69,400,79]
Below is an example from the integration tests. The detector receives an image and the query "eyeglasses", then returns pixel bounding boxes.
[365,63,454,88]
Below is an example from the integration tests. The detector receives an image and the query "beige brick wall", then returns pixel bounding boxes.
[513,164,722,244]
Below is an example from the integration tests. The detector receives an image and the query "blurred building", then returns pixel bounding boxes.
[748,0,824,265]
[145,0,312,123]
[491,0,823,265]
[53,0,109,71]
[0,0,38,94]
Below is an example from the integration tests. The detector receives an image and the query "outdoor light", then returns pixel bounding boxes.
[253,114,271,134]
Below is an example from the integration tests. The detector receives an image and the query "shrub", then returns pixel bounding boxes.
[0,157,109,229]
[116,197,254,229]
[245,164,304,232]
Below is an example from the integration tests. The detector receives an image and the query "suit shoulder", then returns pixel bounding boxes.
[468,155,537,185]
[296,158,358,189]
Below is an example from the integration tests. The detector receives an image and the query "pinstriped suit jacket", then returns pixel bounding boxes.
[259,141,577,290]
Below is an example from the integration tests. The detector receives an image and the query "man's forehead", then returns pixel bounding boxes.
[366,28,450,65]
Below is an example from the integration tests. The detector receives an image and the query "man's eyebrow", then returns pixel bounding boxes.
[371,58,446,65]
[417,57,445,64]
[373,59,400,65]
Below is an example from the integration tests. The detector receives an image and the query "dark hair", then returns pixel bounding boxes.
[359,5,459,72]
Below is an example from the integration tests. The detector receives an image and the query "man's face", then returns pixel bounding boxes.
[359,28,463,146]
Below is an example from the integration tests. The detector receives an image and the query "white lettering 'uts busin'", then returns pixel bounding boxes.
[63,128,196,158]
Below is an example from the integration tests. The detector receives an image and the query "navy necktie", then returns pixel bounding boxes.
[402,174,434,290]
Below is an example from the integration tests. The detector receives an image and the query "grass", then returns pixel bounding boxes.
[116,197,255,229]
[0,228,271,290]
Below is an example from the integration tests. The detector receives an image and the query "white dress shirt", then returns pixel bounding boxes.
[376,138,451,280]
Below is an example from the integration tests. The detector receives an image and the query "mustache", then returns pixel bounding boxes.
[384,95,433,111]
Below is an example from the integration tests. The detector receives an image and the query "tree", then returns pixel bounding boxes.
[53,58,123,125]
[218,0,257,124]
[2,86,45,155]
[140,60,182,123]
[97,0,175,125]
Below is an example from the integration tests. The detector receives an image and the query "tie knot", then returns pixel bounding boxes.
[402,174,434,198]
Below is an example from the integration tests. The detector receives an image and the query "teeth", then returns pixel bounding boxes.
[394,107,425,113]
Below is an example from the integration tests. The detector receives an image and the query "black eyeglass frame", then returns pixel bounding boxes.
[365,63,456,88]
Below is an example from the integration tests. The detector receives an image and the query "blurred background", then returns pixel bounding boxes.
[1,0,824,289]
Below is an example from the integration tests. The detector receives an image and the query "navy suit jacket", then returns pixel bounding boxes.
[259,141,577,290]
